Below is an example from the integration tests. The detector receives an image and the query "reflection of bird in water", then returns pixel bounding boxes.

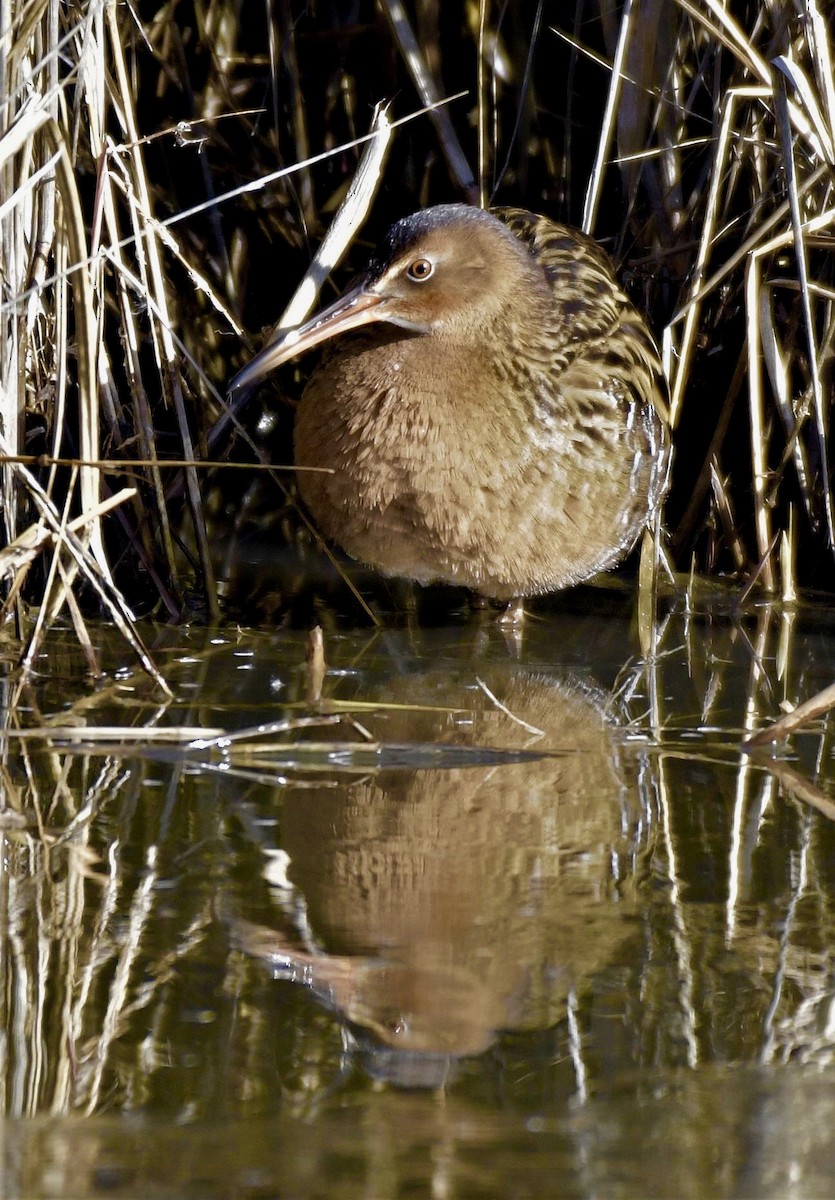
[230,205,670,604]
[234,658,656,1086]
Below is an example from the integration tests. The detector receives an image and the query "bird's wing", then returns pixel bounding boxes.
[493,208,670,424]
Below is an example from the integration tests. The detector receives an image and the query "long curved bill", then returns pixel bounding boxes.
[228,285,386,396]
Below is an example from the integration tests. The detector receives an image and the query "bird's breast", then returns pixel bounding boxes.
[291,320,668,598]
[299,331,526,483]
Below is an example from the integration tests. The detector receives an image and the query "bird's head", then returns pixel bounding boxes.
[229,205,546,396]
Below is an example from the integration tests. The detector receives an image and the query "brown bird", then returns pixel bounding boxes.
[230,205,671,603]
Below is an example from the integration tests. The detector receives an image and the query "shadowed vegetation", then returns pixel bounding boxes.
[1,0,834,661]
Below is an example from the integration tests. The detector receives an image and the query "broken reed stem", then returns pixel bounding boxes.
[271,105,394,336]
[668,86,770,428]
[582,0,635,236]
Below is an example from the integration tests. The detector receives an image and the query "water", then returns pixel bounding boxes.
[2,594,835,1197]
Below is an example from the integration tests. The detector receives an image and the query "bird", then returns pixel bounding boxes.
[229,204,671,605]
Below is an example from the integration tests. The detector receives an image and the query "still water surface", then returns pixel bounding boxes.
[2,594,835,1197]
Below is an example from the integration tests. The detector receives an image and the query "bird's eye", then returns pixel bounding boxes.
[406,258,434,282]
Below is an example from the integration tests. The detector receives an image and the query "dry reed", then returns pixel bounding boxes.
[1,0,834,669]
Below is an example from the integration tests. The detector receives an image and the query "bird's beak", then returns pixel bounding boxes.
[229,285,386,396]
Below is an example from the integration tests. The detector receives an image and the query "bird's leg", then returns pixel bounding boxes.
[468,593,526,626]
[497,597,526,627]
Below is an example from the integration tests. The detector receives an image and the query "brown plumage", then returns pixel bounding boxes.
[230,204,671,601]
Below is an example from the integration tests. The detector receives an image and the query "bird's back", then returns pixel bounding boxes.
[490,207,671,524]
